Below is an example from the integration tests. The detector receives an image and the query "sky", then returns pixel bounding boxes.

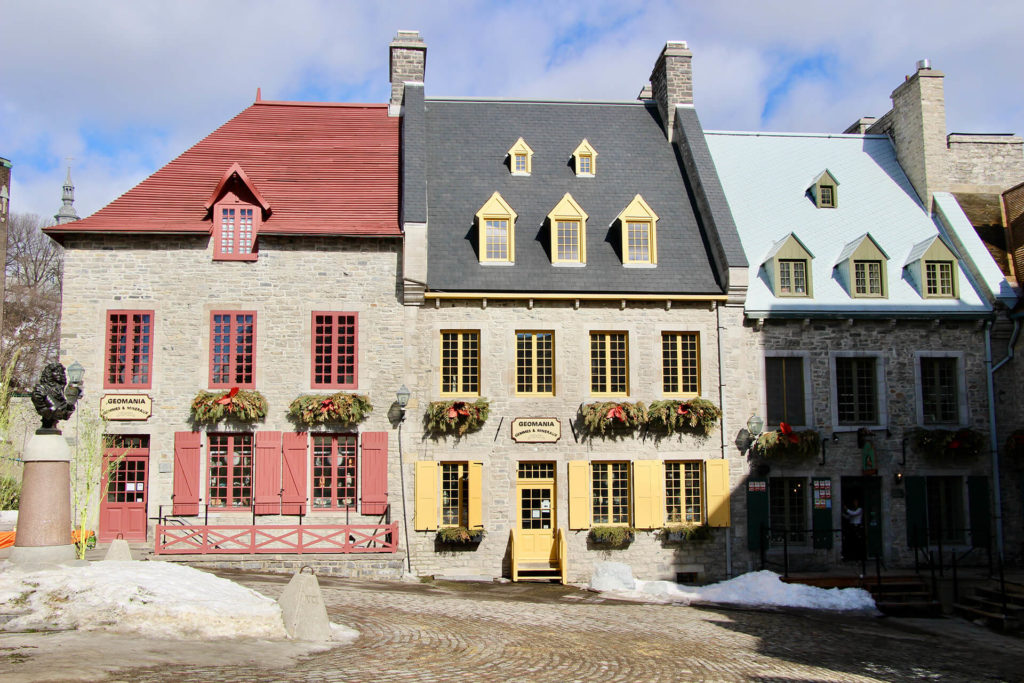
[1,0,1022,221]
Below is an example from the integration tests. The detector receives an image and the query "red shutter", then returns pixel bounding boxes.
[360,431,389,515]
[281,432,308,515]
[172,431,201,515]
[253,431,282,515]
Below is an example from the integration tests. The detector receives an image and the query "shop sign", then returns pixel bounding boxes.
[100,394,152,421]
[511,418,560,443]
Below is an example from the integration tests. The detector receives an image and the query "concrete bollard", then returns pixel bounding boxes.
[103,539,134,561]
[277,567,331,641]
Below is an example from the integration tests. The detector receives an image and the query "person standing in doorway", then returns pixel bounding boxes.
[843,497,865,562]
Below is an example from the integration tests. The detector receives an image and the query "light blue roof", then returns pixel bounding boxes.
[704,131,994,317]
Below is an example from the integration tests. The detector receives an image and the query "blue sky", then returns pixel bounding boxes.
[1,0,1022,221]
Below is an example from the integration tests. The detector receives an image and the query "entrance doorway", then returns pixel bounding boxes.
[840,476,881,561]
[516,462,556,564]
[99,435,150,542]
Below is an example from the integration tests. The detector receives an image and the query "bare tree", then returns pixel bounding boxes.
[1,213,62,390]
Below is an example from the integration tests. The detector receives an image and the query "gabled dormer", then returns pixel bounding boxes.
[617,194,659,266]
[508,137,534,176]
[476,192,517,264]
[904,235,960,299]
[204,163,270,261]
[808,169,839,208]
[835,233,889,298]
[548,193,588,265]
[762,233,814,297]
[572,139,597,177]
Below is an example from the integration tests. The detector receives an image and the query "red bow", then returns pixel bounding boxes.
[448,402,470,419]
[320,399,334,415]
[215,387,240,405]
[676,404,689,416]
[606,405,626,422]
[780,422,799,443]
[949,440,961,449]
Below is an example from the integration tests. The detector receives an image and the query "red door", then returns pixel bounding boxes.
[99,436,150,542]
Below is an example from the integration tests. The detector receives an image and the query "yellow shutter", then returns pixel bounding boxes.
[632,460,663,529]
[568,460,590,530]
[705,459,731,528]
[414,461,439,531]
[468,462,484,529]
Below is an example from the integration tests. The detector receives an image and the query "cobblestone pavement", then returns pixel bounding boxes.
[109,571,1023,683]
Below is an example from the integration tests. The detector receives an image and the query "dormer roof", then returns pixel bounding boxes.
[203,163,271,213]
[836,233,889,265]
[763,232,814,264]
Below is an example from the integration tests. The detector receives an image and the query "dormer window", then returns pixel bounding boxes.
[904,236,960,299]
[204,163,269,262]
[617,195,659,266]
[809,169,839,209]
[507,138,534,176]
[572,139,598,177]
[475,192,517,264]
[763,233,814,298]
[836,233,888,299]
[547,193,588,265]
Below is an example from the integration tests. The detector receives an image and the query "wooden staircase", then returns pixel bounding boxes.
[782,575,942,617]
[953,579,1024,633]
[511,528,568,584]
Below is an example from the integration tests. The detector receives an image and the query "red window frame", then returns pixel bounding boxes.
[311,312,358,389]
[207,433,253,508]
[104,310,154,389]
[213,194,258,261]
[311,434,358,510]
[210,311,257,389]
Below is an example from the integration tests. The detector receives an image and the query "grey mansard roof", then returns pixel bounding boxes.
[419,96,728,294]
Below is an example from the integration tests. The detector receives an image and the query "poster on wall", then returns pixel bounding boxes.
[812,478,832,510]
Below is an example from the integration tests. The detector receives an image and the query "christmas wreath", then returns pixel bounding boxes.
[191,387,268,424]
[913,427,984,458]
[425,398,490,436]
[755,423,821,458]
[288,392,372,426]
[579,401,645,436]
[645,398,722,436]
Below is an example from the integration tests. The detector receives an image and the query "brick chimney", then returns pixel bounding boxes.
[649,41,693,141]
[389,30,426,117]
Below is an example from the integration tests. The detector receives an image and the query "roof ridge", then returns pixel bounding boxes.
[254,100,387,108]
[704,130,888,140]
[425,96,648,106]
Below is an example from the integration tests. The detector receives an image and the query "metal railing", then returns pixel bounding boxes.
[908,523,1006,612]
[758,524,882,587]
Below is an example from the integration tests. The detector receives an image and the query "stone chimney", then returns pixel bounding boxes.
[649,41,693,141]
[389,30,426,117]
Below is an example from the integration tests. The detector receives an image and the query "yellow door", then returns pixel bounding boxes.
[516,462,557,563]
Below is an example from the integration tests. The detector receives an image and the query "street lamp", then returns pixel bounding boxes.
[396,384,411,410]
[64,360,85,405]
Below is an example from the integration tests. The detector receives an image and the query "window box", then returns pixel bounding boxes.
[425,399,490,437]
[660,522,711,543]
[579,401,644,437]
[588,525,635,547]
[190,388,268,424]
[754,424,821,459]
[645,399,721,437]
[912,427,984,458]
[288,392,372,427]
[435,526,485,546]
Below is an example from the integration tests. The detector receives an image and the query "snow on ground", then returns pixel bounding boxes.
[589,562,877,612]
[0,560,339,640]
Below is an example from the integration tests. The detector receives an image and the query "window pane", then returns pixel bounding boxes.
[626,222,650,262]
[485,219,508,260]
[441,463,467,526]
[770,477,806,544]
[556,220,580,261]
[766,357,805,425]
[837,357,877,425]
[662,332,698,395]
[442,332,479,395]
[921,357,958,424]
[516,331,553,395]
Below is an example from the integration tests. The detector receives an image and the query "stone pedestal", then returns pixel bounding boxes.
[9,431,76,564]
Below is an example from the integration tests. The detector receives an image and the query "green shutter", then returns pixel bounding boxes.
[864,478,883,556]
[905,476,927,547]
[968,476,991,549]
[746,479,769,551]
[811,478,833,549]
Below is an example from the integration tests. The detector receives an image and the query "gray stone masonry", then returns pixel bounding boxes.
[389,30,426,114]
[947,134,1024,191]
[649,41,692,142]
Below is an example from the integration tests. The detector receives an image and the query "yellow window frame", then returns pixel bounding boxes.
[508,137,534,176]
[590,331,629,397]
[661,331,700,397]
[475,192,518,264]
[515,330,555,396]
[617,194,659,265]
[572,139,598,177]
[440,330,480,396]
[548,193,588,264]
[591,461,631,526]
[664,460,703,524]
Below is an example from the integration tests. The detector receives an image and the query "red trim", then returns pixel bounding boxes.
[310,434,357,511]
[311,311,358,389]
[207,433,254,509]
[172,431,201,515]
[103,310,154,389]
[154,522,398,554]
[204,163,270,211]
[360,432,388,515]
[213,195,260,261]
[209,311,257,389]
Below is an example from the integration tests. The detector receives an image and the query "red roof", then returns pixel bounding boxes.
[46,101,399,238]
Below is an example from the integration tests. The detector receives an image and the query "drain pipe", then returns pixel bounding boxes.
[716,302,733,578]
[397,421,413,575]
[986,317,1020,562]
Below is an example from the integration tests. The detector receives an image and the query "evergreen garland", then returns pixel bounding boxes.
[424,398,490,436]
[190,389,268,424]
[645,398,722,436]
[913,427,984,458]
[436,526,484,543]
[580,401,645,436]
[589,525,635,546]
[755,428,821,458]
[288,392,373,426]
[661,521,712,541]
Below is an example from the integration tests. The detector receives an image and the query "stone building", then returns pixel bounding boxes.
[0,157,10,340]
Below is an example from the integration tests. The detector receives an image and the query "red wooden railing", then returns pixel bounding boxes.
[154,522,398,555]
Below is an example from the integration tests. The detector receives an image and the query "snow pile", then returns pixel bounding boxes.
[589,561,636,592]
[0,560,290,639]
[590,563,876,612]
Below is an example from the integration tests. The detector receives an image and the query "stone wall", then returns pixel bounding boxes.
[649,41,692,141]
[947,134,1024,190]
[389,31,426,114]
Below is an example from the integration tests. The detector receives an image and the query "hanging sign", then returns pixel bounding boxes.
[100,394,152,421]
[511,418,561,443]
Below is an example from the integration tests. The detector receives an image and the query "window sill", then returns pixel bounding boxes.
[623,262,656,269]
[479,260,515,266]
[832,425,887,433]
[214,254,258,262]
[552,261,586,267]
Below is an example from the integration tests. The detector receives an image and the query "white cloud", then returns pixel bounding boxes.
[1,0,1021,218]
